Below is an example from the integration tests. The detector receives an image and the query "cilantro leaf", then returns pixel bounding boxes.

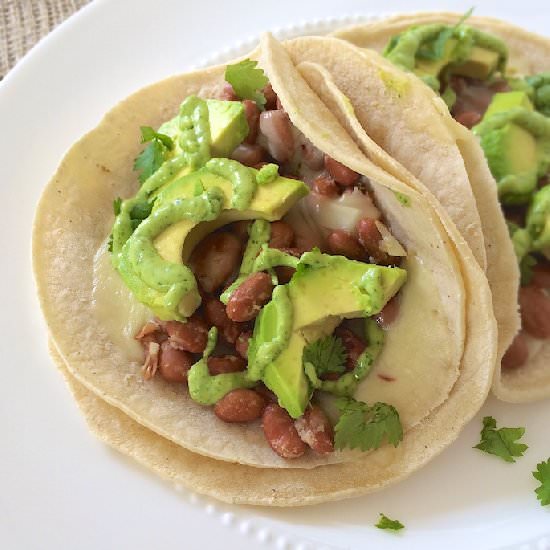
[533,459,550,506]
[129,200,153,230]
[417,8,474,61]
[133,126,174,184]
[303,335,346,377]
[225,59,268,108]
[376,514,404,531]
[334,398,403,452]
[474,416,528,463]
[139,126,174,150]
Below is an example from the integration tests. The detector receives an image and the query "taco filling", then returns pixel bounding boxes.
[108,61,409,459]
[381,19,550,371]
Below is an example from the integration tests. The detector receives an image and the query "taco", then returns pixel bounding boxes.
[33,34,496,503]
[332,13,550,402]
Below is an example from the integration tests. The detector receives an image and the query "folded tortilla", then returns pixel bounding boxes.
[33,34,496,502]
[330,14,550,402]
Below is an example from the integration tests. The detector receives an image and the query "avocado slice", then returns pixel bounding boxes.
[249,251,407,418]
[483,91,534,120]
[152,168,308,265]
[415,39,499,81]
[480,122,538,189]
[158,99,248,160]
[206,100,249,157]
[452,45,500,80]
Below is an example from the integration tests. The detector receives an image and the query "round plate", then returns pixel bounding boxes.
[1,0,549,548]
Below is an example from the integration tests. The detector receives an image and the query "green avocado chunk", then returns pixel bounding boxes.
[473,101,550,204]
[383,23,507,92]
[526,186,550,253]
[152,166,308,265]
[415,38,500,81]
[158,98,248,161]
[483,91,534,120]
[248,250,407,418]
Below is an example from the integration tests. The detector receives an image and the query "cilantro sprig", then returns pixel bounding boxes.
[303,335,346,377]
[375,514,405,531]
[225,59,268,108]
[474,416,528,463]
[417,7,474,61]
[533,459,550,506]
[134,126,174,184]
[334,397,403,452]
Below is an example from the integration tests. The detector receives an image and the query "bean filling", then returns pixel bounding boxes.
[134,79,405,459]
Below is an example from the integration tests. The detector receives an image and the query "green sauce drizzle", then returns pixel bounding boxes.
[187,328,255,405]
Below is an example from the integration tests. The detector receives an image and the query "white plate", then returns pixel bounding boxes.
[2,0,549,549]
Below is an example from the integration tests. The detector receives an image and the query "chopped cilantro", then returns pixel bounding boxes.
[334,397,403,452]
[474,416,528,463]
[134,126,174,184]
[225,59,268,108]
[375,514,404,531]
[139,126,174,150]
[303,335,346,377]
[129,200,153,230]
[417,8,474,61]
[533,459,550,506]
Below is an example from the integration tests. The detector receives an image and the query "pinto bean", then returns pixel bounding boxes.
[259,110,294,163]
[207,355,247,375]
[501,331,530,370]
[204,297,241,344]
[214,389,265,423]
[219,82,237,101]
[532,264,550,289]
[255,383,278,403]
[357,218,391,264]
[189,232,242,293]
[324,155,359,186]
[454,110,482,129]
[262,403,307,459]
[519,286,550,339]
[235,330,252,359]
[229,220,251,242]
[312,172,340,198]
[226,272,274,322]
[295,405,334,455]
[375,296,400,329]
[335,327,366,371]
[263,83,278,110]
[242,99,260,144]
[269,221,295,249]
[327,230,365,260]
[275,265,296,285]
[164,316,208,353]
[231,143,265,167]
[158,341,193,383]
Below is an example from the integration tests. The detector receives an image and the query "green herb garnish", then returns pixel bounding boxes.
[303,335,346,377]
[225,59,268,108]
[474,416,528,463]
[533,459,550,506]
[334,397,403,452]
[417,8,474,61]
[134,126,174,183]
[375,513,405,531]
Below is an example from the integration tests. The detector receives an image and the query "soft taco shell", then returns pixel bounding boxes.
[331,15,549,402]
[33,34,494,474]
